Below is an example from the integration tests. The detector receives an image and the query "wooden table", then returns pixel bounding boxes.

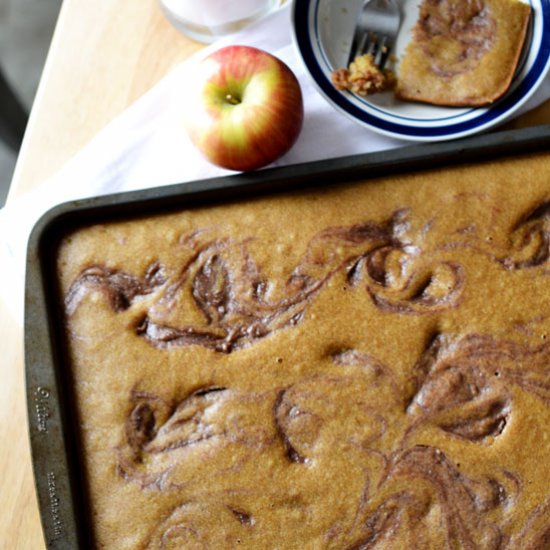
[2,1,549,548]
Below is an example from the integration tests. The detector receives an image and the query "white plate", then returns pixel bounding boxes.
[292,0,550,141]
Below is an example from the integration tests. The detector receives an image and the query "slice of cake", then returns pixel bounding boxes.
[396,0,531,106]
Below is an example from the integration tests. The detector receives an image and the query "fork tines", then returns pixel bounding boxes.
[347,0,401,69]
[349,31,391,69]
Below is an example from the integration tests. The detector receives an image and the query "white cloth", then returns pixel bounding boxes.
[1,4,549,325]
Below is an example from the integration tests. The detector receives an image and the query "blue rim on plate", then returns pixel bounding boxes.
[292,0,550,141]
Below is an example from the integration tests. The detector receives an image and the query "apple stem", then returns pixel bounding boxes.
[225,93,241,105]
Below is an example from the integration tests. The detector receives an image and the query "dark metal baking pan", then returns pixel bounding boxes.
[25,123,550,549]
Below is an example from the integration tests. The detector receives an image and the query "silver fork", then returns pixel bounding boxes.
[348,0,401,69]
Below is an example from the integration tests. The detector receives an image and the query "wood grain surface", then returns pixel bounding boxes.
[1,0,549,548]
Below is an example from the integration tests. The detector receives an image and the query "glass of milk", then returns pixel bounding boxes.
[159,0,281,43]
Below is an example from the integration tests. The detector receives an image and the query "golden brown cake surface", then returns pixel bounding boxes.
[396,0,531,106]
[57,154,550,549]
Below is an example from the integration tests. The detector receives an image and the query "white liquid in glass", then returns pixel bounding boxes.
[159,0,279,43]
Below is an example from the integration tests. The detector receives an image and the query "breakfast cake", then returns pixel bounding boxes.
[396,0,531,106]
[57,153,550,548]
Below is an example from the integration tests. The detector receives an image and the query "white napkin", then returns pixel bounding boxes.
[1,4,549,325]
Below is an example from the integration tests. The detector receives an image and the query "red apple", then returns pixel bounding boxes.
[183,45,304,172]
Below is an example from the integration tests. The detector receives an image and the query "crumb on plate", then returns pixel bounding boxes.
[331,53,396,97]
